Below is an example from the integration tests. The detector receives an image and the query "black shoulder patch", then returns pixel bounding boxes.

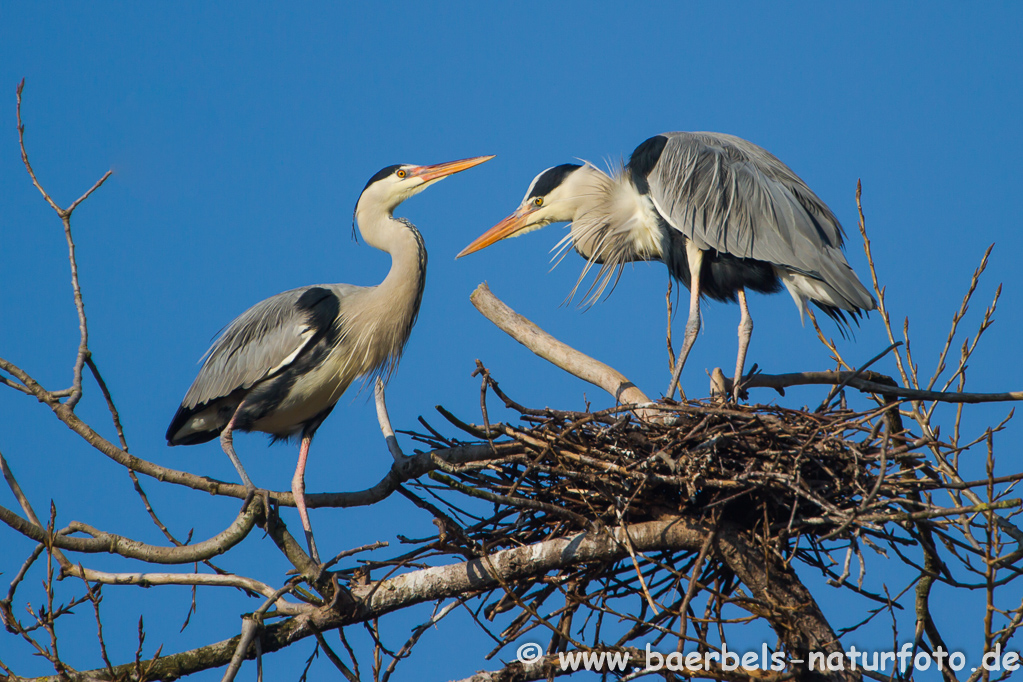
[296,287,340,334]
[627,135,668,194]
[528,164,582,199]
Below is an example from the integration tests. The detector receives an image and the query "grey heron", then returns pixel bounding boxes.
[458,132,875,400]
[167,155,493,562]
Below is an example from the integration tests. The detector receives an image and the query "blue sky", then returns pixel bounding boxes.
[2,3,1022,679]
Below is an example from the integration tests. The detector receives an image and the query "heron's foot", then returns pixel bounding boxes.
[241,486,276,525]
[730,363,758,403]
[709,367,750,403]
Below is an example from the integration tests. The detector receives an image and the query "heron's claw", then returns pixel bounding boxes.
[710,367,748,403]
[241,486,276,526]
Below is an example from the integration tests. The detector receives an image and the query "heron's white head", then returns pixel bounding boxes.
[354,156,494,228]
[457,163,608,258]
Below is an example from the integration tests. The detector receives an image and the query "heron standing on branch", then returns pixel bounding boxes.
[167,155,493,562]
[458,132,875,400]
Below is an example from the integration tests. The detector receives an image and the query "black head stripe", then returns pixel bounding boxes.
[362,164,403,194]
[627,135,668,194]
[354,164,406,239]
[528,163,582,199]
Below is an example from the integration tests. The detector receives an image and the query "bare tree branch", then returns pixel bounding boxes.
[0,499,260,563]
[470,283,651,407]
[16,79,112,412]
[13,516,851,681]
[738,369,1023,403]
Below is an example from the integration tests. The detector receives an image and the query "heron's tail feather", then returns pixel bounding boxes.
[777,259,876,336]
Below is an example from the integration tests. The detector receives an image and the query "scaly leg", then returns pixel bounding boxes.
[733,288,754,402]
[292,435,320,564]
[220,405,255,489]
[666,244,704,400]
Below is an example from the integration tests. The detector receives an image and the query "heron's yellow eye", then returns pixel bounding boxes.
[397,169,407,178]
[534,197,544,207]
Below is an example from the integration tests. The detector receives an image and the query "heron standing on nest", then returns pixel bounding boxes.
[458,132,874,400]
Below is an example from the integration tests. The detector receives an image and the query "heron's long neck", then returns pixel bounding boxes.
[356,201,427,285]
[375,217,427,313]
[350,210,427,373]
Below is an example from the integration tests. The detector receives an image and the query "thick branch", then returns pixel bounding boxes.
[470,283,650,406]
[19,517,846,681]
[712,525,853,680]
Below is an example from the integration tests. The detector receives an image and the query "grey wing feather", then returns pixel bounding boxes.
[181,284,353,409]
[647,132,873,309]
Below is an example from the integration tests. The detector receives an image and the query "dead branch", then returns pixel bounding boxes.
[0,500,261,563]
[15,79,112,411]
[727,369,1023,404]
[59,567,309,617]
[470,283,651,406]
[11,515,834,682]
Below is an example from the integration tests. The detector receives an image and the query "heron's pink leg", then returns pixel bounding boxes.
[733,288,753,402]
[292,435,321,564]
[666,245,704,400]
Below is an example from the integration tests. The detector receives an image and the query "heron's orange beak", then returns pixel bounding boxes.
[456,206,538,258]
[411,155,494,182]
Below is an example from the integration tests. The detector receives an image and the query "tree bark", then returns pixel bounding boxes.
[17,517,853,682]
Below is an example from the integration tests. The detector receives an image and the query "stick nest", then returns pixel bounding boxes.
[409,389,929,555]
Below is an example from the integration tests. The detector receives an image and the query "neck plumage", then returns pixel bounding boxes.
[351,208,427,380]
[377,217,427,317]
[555,165,665,304]
[355,201,427,299]
[566,165,663,263]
